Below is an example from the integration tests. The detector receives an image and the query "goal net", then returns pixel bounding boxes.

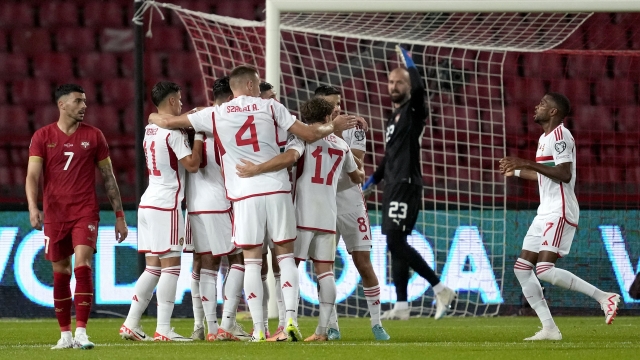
[133,1,640,317]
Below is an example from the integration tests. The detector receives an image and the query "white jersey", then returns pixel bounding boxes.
[187,96,296,201]
[185,133,230,213]
[140,125,192,210]
[535,124,579,225]
[336,127,367,215]
[288,133,357,233]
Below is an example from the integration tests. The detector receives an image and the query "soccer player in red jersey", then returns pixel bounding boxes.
[26,84,129,349]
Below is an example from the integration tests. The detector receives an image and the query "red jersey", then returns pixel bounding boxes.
[29,122,110,223]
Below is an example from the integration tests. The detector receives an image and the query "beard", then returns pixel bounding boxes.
[390,92,408,104]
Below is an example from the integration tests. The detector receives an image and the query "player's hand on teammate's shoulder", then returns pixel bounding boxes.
[115,217,128,243]
[355,116,368,131]
[28,208,43,230]
[236,159,260,178]
[332,114,358,132]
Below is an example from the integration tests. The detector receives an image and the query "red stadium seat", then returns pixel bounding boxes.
[122,53,165,79]
[33,53,74,82]
[558,27,585,49]
[504,77,545,106]
[626,166,640,184]
[0,148,9,167]
[572,106,615,132]
[188,80,207,108]
[522,53,564,79]
[11,29,51,54]
[0,54,29,80]
[12,80,53,106]
[167,53,202,79]
[581,166,622,184]
[101,79,134,105]
[594,79,636,107]
[566,55,607,80]
[77,53,119,80]
[214,0,256,19]
[586,24,628,50]
[84,1,125,28]
[616,106,639,133]
[33,105,60,130]
[0,30,7,52]
[56,27,96,53]
[10,147,29,167]
[0,81,6,104]
[0,106,30,137]
[0,166,11,186]
[548,79,591,105]
[146,28,185,52]
[342,78,367,104]
[613,56,640,82]
[40,1,79,28]
[0,3,34,29]
[82,106,121,136]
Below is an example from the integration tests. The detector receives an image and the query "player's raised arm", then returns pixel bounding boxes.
[25,157,44,230]
[396,45,427,123]
[287,114,358,143]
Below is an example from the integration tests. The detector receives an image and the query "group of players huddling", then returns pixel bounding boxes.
[26,46,620,349]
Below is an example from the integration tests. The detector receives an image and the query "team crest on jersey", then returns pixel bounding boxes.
[179,237,184,246]
[88,224,95,232]
[354,129,365,141]
[81,141,90,149]
[554,141,566,153]
[64,143,73,148]
[47,143,56,148]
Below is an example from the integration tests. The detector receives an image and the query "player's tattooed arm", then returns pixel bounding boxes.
[236,149,301,178]
[99,159,129,242]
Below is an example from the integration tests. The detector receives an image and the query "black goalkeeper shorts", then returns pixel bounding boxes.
[381,183,421,235]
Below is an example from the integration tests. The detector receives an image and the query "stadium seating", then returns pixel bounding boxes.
[0,3,34,29]
[33,53,74,82]
[572,106,616,132]
[167,53,202,79]
[82,106,122,137]
[83,1,126,28]
[77,53,119,80]
[0,30,7,53]
[11,29,51,54]
[56,27,97,53]
[146,28,185,52]
[40,1,79,28]
[522,53,564,79]
[616,106,638,132]
[12,80,53,106]
[595,79,636,107]
[548,79,592,105]
[0,54,29,81]
[0,106,30,138]
[566,55,608,80]
[32,105,60,130]
[101,79,135,105]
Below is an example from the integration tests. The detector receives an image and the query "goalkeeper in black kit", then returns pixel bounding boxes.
[363,46,456,320]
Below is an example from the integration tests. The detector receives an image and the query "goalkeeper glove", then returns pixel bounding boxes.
[362,175,377,197]
[395,45,416,69]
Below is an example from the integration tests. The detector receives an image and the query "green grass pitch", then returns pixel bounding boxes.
[1,316,639,359]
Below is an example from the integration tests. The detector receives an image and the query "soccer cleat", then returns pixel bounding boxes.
[285,318,303,342]
[206,333,217,342]
[524,327,562,341]
[216,323,251,342]
[191,325,205,340]
[73,333,95,350]
[154,328,193,342]
[380,307,410,320]
[265,329,271,339]
[435,287,457,320]
[372,324,390,341]
[120,324,153,341]
[51,335,74,350]
[327,328,341,341]
[304,333,328,342]
[600,293,621,324]
[250,330,266,342]
[266,326,288,342]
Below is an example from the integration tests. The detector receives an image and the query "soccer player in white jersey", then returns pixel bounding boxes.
[314,85,390,341]
[500,92,621,341]
[236,97,365,341]
[149,65,361,342]
[120,81,202,342]
[185,76,251,341]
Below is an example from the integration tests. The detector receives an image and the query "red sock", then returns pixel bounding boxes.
[74,265,93,328]
[53,272,72,332]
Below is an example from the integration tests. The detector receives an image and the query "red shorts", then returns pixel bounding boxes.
[43,217,99,262]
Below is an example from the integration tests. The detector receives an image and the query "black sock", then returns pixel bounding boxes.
[391,253,410,302]
[386,230,441,287]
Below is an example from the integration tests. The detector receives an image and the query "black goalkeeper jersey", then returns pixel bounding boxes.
[372,67,427,186]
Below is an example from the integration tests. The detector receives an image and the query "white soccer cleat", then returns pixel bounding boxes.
[191,325,205,340]
[600,293,621,324]
[380,307,410,320]
[216,323,251,341]
[524,327,562,341]
[120,324,153,341]
[51,334,74,350]
[73,333,95,349]
[154,328,193,342]
[435,287,457,320]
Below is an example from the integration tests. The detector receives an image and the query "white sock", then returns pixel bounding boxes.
[74,327,86,337]
[394,301,408,310]
[244,260,264,337]
[316,271,336,336]
[221,264,244,329]
[277,254,299,325]
[124,266,160,329]
[262,275,269,332]
[273,272,286,328]
[200,269,219,335]
[432,282,445,295]
[536,262,607,302]
[515,258,556,330]
[156,266,181,334]
[191,272,204,330]
[61,331,73,340]
[328,305,339,330]
[364,285,381,327]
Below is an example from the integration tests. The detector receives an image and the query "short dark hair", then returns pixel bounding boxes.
[314,85,341,97]
[299,98,334,125]
[259,81,273,93]
[151,81,181,107]
[55,84,85,102]
[545,92,571,119]
[213,76,232,101]
[229,65,259,89]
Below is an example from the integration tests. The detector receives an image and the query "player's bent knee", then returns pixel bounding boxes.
[535,264,555,284]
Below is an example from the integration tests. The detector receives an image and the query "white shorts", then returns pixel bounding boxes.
[336,210,372,253]
[522,214,576,257]
[186,211,237,257]
[294,229,336,263]
[138,207,185,255]
[232,193,296,248]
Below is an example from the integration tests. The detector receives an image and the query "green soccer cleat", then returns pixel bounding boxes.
[327,328,341,341]
[372,324,390,341]
[285,318,303,342]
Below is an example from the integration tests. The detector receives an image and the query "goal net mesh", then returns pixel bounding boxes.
[134,1,640,317]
